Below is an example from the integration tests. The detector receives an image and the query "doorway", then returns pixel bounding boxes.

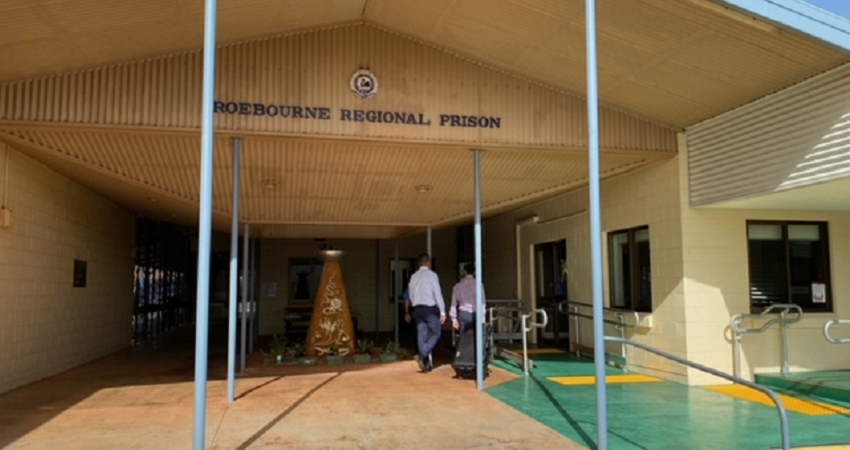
[534,240,569,346]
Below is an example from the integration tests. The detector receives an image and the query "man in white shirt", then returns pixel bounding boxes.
[404,253,446,372]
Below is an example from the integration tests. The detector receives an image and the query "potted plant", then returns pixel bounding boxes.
[269,334,289,364]
[381,340,405,363]
[354,339,374,364]
[326,347,345,365]
[288,342,315,365]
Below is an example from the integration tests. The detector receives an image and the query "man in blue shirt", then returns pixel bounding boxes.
[405,253,446,372]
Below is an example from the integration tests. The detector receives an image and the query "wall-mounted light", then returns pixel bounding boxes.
[261,179,279,189]
[0,208,11,229]
[415,184,432,194]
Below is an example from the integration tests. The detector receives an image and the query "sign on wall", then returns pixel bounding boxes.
[213,66,502,129]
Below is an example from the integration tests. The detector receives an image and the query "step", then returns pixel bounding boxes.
[756,371,850,404]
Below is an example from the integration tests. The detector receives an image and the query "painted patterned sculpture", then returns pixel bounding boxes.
[305,250,356,356]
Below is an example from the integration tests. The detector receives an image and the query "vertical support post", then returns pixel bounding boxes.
[780,310,790,377]
[249,237,257,353]
[193,0,218,447]
[227,137,242,403]
[572,305,580,354]
[473,149,485,391]
[375,239,381,341]
[394,239,400,344]
[733,333,742,380]
[426,226,432,257]
[521,314,529,376]
[618,315,627,361]
[240,224,250,373]
[585,0,608,448]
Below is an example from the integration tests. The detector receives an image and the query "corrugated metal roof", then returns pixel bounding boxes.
[0,0,847,128]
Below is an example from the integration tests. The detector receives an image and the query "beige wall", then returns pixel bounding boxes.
[484,156,688,382]
[678,134,850,384]
[0,144,135,394]
[257,229,457,336]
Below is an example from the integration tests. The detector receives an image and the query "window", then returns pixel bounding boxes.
[289,258,323,302]
[608,226,651,312]
[73,259,87,288]
[747,221,831,312]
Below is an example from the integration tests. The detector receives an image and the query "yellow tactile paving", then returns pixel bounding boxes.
[548,374,662,385]
[784,446,850,449]
[705,385,850,416]
[523,348,566,355]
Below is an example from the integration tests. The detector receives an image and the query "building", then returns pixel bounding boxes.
[1,0,850,395]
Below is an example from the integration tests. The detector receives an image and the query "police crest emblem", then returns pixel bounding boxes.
[350,68,378,99]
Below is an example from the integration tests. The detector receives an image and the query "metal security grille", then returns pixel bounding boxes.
[133,218,195,344]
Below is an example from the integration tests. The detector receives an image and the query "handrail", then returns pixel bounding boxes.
[563,300,641,357]
[730,304,803,335]
[521,308,548,375]
[824,319,850,344]
[607,336,791,450]
[729,304,803,378]
[563,300,640,328]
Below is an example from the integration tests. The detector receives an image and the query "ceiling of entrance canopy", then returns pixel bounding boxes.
[1,0,847,128]
[0,127,668,238]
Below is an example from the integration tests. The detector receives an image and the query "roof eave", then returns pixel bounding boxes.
[720,0,850,52]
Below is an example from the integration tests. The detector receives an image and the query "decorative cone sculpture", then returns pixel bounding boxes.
[305,250,356,356]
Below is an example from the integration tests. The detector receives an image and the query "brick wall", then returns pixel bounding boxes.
[483,157,688,382]
[678,134,850,384]
[0,145,135,394]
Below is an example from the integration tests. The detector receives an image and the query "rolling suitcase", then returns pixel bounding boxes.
[452,323,492,379]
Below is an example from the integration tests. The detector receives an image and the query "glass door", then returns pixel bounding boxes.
[535,241,569,346]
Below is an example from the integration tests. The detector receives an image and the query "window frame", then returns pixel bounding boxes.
[746,220,833,313]
[288,257,323,304]
[607,225,652,313]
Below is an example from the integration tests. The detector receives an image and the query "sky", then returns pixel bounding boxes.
[800,0,850,19]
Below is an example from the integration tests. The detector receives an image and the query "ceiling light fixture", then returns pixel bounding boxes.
[688,0,777,33]
[261,179,279,189]
[415,184,432,194]
[148,197,158,203]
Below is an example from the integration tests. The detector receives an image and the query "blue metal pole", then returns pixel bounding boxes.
[227,137,241,403]
[193,0,218,446]
[585,0,608,448]
[240,223,249,373]
[473,149,484,391]
[394,239,400,345]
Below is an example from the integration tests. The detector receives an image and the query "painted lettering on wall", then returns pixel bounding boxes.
[213,101,502,129]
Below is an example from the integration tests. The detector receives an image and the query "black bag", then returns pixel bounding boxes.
[452,323,492,379]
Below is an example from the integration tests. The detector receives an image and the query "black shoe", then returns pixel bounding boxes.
[416,354,426,372]
[426,353,434,372]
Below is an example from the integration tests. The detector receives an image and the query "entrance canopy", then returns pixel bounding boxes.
[1,0,848,239]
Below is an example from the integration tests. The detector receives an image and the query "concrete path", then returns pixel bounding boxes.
[0,331,584,450]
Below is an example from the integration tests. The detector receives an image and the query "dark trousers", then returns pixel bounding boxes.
[458,310,476,334]
[411,305,441,358]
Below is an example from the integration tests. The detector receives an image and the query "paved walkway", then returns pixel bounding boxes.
[0,329,583,450]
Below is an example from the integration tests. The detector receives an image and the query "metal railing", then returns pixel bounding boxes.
[730,304,803,378]
[521,308,548,375]
[487,300,525,343]
[563,301,641,358]
[824,319,850,344]
[606,336,791,450]
[488,305,547,375]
